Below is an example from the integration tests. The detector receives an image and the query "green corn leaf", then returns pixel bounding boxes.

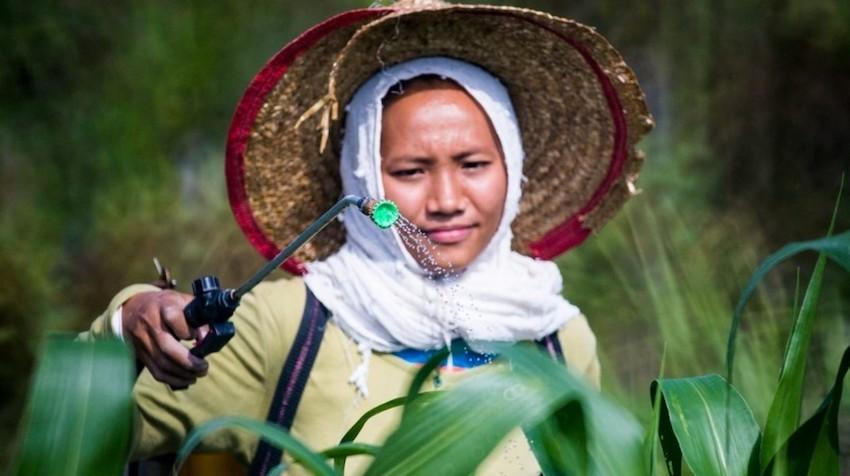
[645,342,668,476]
[268,462,289,476]
[365,345,644,476]
[523,422,563,475]
[335,392,439,473]
[651,375,760,476]
[404,347,449,411]
[271,444,380,476]
[759,252,829,471]
[580,391,646,475]
[321,441,380,459]
[652,382,683,476]
[175,416,335,476]
[333,346,448,471]
[364,369,552,474]
[339,393,440,445]
[331,348,478,473]
[726,230,850,382]
[726,177,845,384]
[764,346,850,476]
[321,440,380,474]
[524,399,588,476]
[505,345,645,476]
[10,335,135,476]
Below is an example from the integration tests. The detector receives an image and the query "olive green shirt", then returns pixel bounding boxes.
[84,277,600,475]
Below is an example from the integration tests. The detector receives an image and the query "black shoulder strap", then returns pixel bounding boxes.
[249,287,329,476]
[536,332,566,365]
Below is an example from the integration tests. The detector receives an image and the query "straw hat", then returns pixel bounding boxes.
[226,0,654,275]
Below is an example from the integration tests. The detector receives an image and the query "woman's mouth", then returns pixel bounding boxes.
[425,225,474,244]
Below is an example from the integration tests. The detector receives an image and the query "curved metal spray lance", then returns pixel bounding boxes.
[183,195,399,358]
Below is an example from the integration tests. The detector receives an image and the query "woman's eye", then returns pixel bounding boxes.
[462,161,489,170]
[391,168,423,177]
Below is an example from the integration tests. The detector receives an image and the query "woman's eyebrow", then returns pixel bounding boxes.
[387,155,435,165]
[452,148,488,160]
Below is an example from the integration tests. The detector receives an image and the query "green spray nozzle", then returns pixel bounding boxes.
[362,199,399,229]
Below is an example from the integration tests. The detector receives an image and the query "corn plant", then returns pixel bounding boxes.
[10,229,849,475]
[174,224,850,475]
[651,222,850,476]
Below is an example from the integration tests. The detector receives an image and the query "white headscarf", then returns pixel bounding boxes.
[304,57,579,396]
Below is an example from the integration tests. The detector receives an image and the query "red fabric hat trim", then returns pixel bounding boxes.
[227,8,629,273]
[514,14,629,260]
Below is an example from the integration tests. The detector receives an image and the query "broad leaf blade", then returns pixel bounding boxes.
[11,336,135,476]
[651,380,683,476]
[765,346,850,476]
[581,392,645,475]
[652,375,760,476]
[759,253,828,471]
[525,399,588,476]
[364,369,554,475]
[508,346,645,476]
[365,345,644,476]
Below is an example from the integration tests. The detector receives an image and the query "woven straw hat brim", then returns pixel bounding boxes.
[227,8,391,274]
[227,3,653,275]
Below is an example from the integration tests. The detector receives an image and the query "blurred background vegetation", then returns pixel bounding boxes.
[1,0,848,469]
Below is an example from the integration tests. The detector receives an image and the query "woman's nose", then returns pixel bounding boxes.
[426,170,465,216]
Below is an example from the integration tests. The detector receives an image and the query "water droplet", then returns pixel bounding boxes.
[392,215,471,336]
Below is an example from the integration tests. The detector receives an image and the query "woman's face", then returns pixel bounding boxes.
[381,81,507,271]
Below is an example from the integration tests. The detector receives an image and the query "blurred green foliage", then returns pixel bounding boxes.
[10,336,134,476]
[1,0,848,469]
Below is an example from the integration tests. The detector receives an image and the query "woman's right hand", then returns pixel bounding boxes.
[122,290,210,388]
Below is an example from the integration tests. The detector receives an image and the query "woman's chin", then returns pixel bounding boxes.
[422,246,474,273]
[403,237,481,274]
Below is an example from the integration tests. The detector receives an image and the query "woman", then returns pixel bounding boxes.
[83,1,652,474]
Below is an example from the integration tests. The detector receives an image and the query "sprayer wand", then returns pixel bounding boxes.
[183,195,399,358]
